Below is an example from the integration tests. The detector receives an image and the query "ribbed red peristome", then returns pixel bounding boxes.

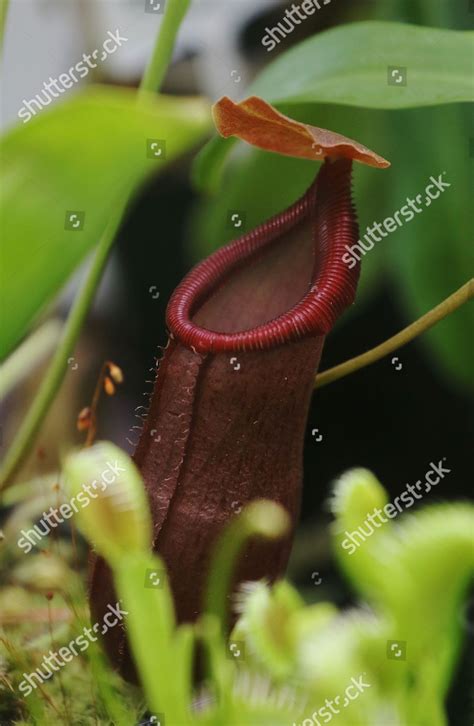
[166,158,360,353]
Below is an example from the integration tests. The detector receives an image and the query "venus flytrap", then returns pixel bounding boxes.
[223,470,474,726]
[200,501,293,722]
[63,443,298,726]
[296,612,394,724]
[375,505,474,725]
[63,443,151,561]
[204,500,291,635]
[329,468,474,725]
[63,442,184,724]
[330,468,392,601]
[112,552,185,722]
[330,468,474,643]
[232,580,390,723]
[231,580,306,680]
[32,443,474,724]
[233,584,345,686]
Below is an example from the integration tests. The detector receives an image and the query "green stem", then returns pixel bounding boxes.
[0,319,62,399]
[0,0,191,490]
[113,553,183,722]
[0,203,126,490]
[0,0,10,51]
[315,279,474,389]
[139,0,191,96]
[204,501,289,635]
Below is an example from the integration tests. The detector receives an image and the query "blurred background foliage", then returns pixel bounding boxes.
[0,88,210,357]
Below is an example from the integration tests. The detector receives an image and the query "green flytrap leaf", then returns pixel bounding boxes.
[0,86,211,360]
[63,442,181,721]
[63,442,295,724]
[62,443,472,725]
[231,469,473,726]
[329,468,474,725]
[63,441,151,563]
[193,22,474,192]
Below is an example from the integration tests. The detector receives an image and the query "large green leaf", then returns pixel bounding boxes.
[250,21,474,109]
[0,86,211,359]
[193,22,474,193]
[384,104,474,390]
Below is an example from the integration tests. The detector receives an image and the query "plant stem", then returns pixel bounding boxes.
[84,361,108,447]
[315,279,473,389]
[0,0,10,51]
[0,0,191,491]
[0,204,126,491]
[139,0,191,96]
[204,501,289,635]
[113,553,184,722]
[0,319,62,399]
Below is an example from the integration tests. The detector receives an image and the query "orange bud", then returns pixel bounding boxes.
[77,406,92,432]
[107,361,124,385]
[104,377,115,396]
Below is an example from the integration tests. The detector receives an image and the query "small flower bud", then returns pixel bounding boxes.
[107,362,124,385]
[77,406,92,432]
[104,376,115,396]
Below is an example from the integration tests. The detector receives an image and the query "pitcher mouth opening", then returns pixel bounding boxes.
[166,158,360,354]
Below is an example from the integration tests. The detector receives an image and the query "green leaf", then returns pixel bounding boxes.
[375,8,474,418]
[250,22,474,109]
[231,581,305,680]
[63,441,152,563]
[205,500,290,634]
[0,86,210,359]
[329,468,474,721]
[384,104,474,390]
[115,552,184,723]
[192,135,236,196]
[193,22,473,193]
